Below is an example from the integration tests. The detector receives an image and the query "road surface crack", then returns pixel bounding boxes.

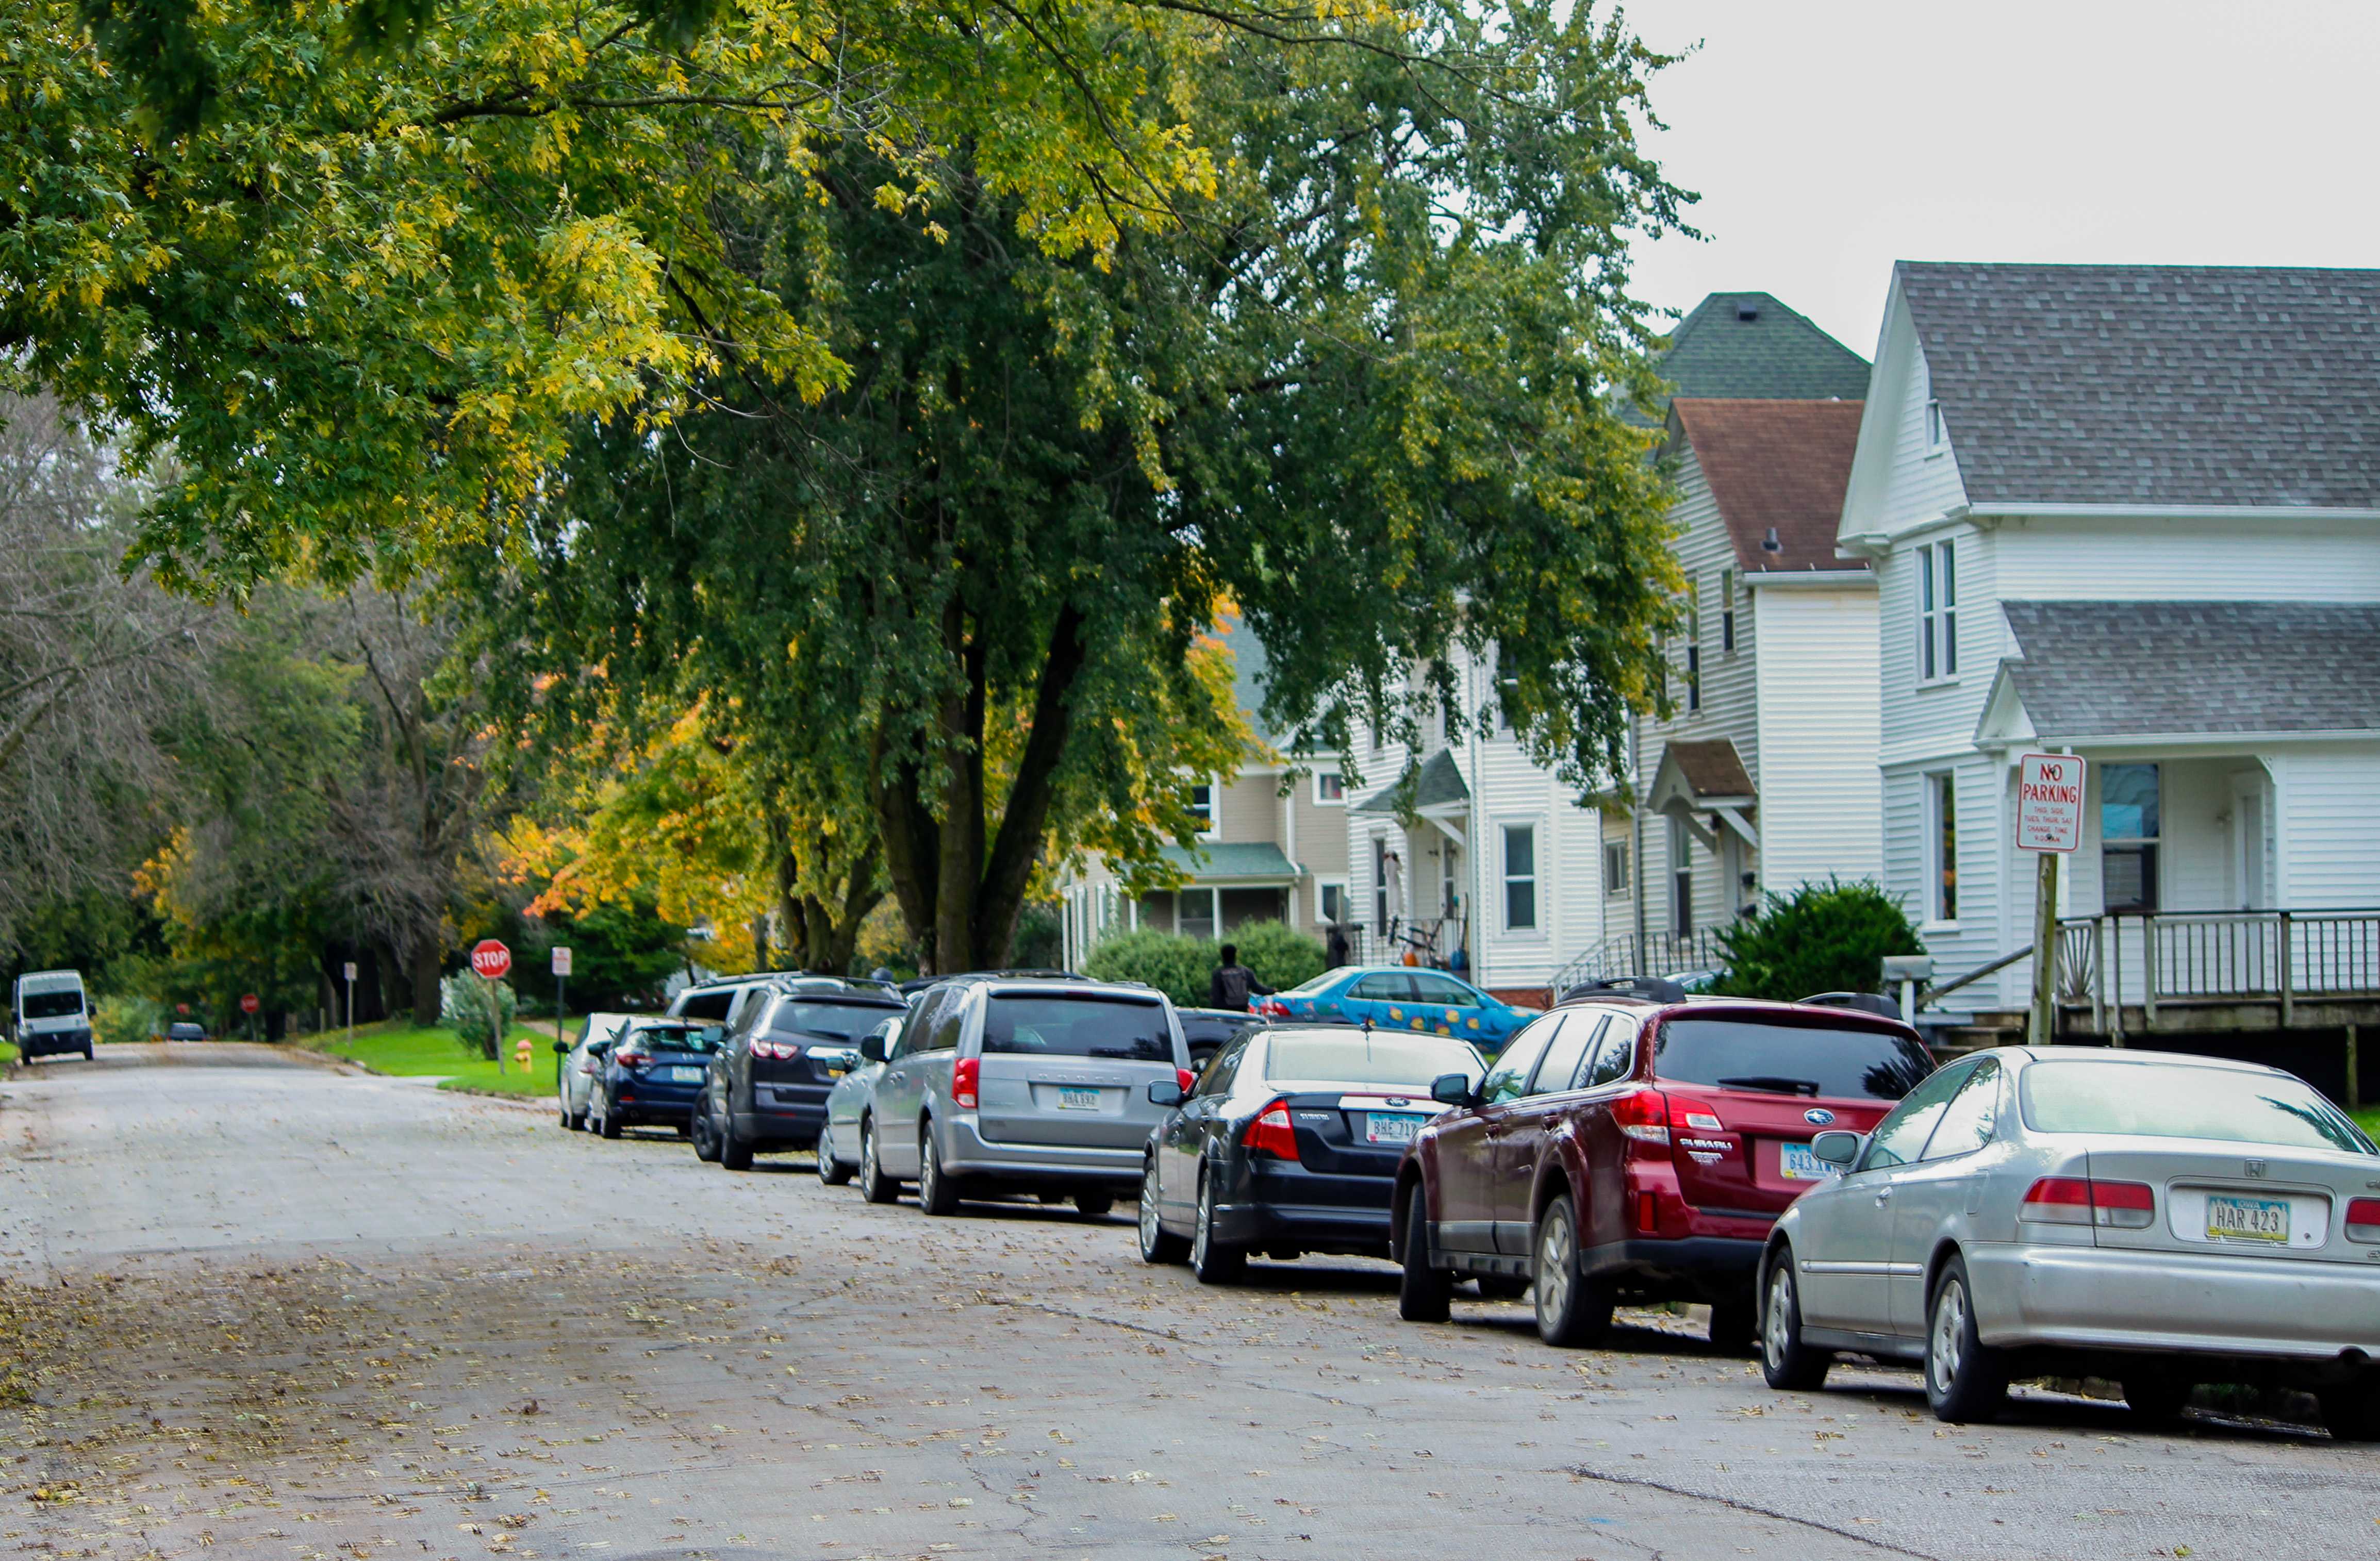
[1563,1465,1942,1559]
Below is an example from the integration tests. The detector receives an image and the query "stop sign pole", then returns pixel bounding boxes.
[471,939,513,1072]
[2017,753,2086,1047]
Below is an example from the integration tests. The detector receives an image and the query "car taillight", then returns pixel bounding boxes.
[1611,1088,1670,1150]
[752,1037,801,1061]
[1242,1101,1299,1160]
[2346,1199,2380,1244]
[953,1057,979,1109]
[1666,1095,1724,1133]
[2021,1176,2155,1229]
[1177,1067,1197,1095]
[1255,998,1291,1018]
[615,1049,651,1069]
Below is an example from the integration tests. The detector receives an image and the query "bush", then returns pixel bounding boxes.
[439,975,519,1059]
[1230,920,1327,994]
[92,994,166,1046]
[1710,878,1924,1002]
[1083,929,1214,1007]
[1011,902,1063,971]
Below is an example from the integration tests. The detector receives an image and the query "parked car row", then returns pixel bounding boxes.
[556,965,2380,1438]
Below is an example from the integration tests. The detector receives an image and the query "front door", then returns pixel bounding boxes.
[1491,1011,1603,1255]
[1428,1015,1558,1253]
[1885,1059,2003,1336]
[1791,1061,1972,1333]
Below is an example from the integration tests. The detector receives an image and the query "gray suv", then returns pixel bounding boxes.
[857,974,1193,1217]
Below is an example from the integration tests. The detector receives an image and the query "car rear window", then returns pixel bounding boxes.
[982,995,1172,1061]
[2020,1060,2375,1155]
[1275,970,1342,998]
[631,1024,723,1053]
[1652,1017,1931,1102]
[771,1002,901,1041]
[1264,1033,1485,1087]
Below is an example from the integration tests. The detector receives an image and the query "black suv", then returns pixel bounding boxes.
[691,978,912,1170]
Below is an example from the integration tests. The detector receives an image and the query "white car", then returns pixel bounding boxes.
[555,1012,632,1130]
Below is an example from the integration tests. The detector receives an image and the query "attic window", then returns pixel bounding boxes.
[1735,303,1760,322]
[1925,398,1947,450]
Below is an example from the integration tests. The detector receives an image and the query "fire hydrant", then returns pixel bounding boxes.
[514,1034,533,1072]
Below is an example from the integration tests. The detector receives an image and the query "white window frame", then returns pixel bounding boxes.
[1189,772,1221,839]
[1684,582,1703,713]
[1500,821,1541,935]
[1915,541,1959,686]
[1316,878,1349,927]
[1925,397,1947,454]
[1923,770,1960,928]
[1720,568,1737,655]
[1313,769,1346,806]
[1602,838,1631,898]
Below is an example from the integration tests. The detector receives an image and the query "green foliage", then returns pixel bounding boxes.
[92,993,165,1046]
[1709,879,1925,1003]
[513,900,686,1012]
[1229,921,1327,995]
[1084,930,1216,1009]
[1011,904,1064,973]
[439,975,518,1059]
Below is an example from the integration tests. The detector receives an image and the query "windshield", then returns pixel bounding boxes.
[771,1002,901,1042]
[1264,1032,1485,1087]
[1653,1018,1932,1102]
[20,990,82,1020]
[982,995,1172,1062]
[627,1023,722,1054]
[1276,970,1344,998]
[2021,1060,2376,1155]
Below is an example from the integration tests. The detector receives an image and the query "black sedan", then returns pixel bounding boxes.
[1175,1007,1267,1071]
[587,1020,726,1139]
[1137,1025,1488,1283]
[691,983,911,1170]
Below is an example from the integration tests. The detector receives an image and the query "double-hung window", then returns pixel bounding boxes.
[1188,777,1217,836]
[1916,541,1958,680]
[1313,770,1345,804]
[1602,838,1630,897]
[1720,568,1737,653]
[1927,772,1959,923]
[1685,584,1703,712]
[2102,763,2161,911]
[1502,824,1538,932]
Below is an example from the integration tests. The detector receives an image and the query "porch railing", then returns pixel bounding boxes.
[1548,927,1729,998]
[2046,907,2380,1031]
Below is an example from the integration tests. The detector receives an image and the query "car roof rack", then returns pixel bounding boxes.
[686,969,902,994]
[1558,975,1687,1006]
[1798,991,1905,1021]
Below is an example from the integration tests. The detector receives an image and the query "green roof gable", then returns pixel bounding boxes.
[1625,292,1871,425]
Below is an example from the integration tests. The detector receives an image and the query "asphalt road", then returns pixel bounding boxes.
[0,1043,2370,1561]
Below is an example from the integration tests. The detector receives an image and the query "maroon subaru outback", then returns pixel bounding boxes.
[1390,995,1932,1350]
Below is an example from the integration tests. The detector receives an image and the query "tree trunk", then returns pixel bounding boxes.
[409,937,442,1028]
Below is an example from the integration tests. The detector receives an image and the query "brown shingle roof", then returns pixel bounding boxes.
[1664,738,1755,801]
[1668,398,1868,575]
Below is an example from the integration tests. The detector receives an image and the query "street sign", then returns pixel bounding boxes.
[2017,753,2086,853]
[343,961,358,982]
[470,939,513,981]
[551,946,573,978]
[239,993,260,1015]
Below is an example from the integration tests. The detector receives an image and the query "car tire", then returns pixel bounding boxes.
[1138,1158,1189,1264]
[1758,1250,1832,1391]
[1474,1275,1529,1302]
[815,1121,854,1186]
[918,1127,963,1216]
[2122,1374,2193,1426]
[1396,1182,1453,1324]
[1708,1297,1758,1354]
[558,1103,573,1130]
[1923,1255,2007,1423]
[691,1101,721,1163]
[1532,1194,1614,1349]
[859,1117,899,1204]
[1190,1172,1246,1284]
[598,1095,623,1139]
[81,1044,93,1062]
[2319,1383,2380,1441]
[719,1107,753,1171]
[1074,1192,1114,1219]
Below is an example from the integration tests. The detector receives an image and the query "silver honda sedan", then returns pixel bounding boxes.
[1757,1047,2380,1435]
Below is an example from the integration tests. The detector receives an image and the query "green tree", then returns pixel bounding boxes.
[1709,878,1926,1004]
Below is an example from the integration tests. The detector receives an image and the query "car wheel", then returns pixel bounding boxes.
[1759,1251,1832,1391]
[1138,1157,1189,1264]
[815,1121,854,1186]
[1923,1255,2007,1423]
[2122,1374,2193,1426]
[719,1106,753,1170]
[81,1044,93,1062]
[1708,1297,1758,1354]
[598,1094,624,1140]
[1074,1192,1114,1219]
[567,1105,587,1132]
[2319,1382,2380,1441]
[1190,1171,1246,1284]
[1474,1274,1529,1302]
[1532,1194,1613,1349]
[1396,1182,1452,1323]
[858,1117,899,1204]
[558,1102,573,1130]
[918,1127,963,1216]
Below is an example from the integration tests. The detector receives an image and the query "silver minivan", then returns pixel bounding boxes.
[857,974,1192,1217]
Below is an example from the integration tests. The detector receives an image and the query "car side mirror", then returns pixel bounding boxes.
[551,1039,569,1055]
[858,1034,887,1064]
[1811,1130,1864,1167]
[1146,1079,1185,1107]
[1430,1072,1476,1108]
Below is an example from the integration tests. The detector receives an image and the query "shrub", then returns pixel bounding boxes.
[1229,920,1327,995]
[1083,929,1214,1008]
[1011,902,1064,970]
[439,974,518,1059]
[92,994,166,1046]
[1710,878,1924,1002]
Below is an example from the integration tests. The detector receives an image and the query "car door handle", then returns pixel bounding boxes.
[1873,1187,1894,1206]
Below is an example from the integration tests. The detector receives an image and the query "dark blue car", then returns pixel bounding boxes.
[1251,966,1539,1048]
[588,1019,725,1139]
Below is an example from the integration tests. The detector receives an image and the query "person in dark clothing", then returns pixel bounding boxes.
[1324,923,1351,969]
[1209,945,1273,1011]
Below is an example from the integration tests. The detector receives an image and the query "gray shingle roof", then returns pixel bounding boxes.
[1625,292,1871,426]
[1351,749,1470,815]
[1997,600,2380,739]
[1899,262,2380,509]
[1157,842,1300,883]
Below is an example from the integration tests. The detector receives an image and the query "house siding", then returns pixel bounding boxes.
[2273,745,2380,908]
[1993,517,2380,602]
[1750,584,1882,892]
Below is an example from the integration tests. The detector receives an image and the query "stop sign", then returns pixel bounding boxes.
[239,993,260,1015]
[470,939,513,980]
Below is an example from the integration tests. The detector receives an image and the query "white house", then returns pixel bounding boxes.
[1838,261,2380,1025]
[1593,396,1881,983]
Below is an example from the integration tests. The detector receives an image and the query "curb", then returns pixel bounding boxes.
[290,1046,550,1108]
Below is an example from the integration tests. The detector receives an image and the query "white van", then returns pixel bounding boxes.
[11,971,94,1062]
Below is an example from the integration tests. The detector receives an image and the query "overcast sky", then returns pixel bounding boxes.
[1623,0,2380,359]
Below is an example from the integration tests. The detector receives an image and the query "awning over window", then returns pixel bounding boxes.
[1154,842,1301,887]
[1646,738,1757,851]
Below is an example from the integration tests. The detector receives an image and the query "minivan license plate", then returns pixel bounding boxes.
[1365,1112,1425,1145]
[2206,1194,2289,1243]
[1055,1086,1103,1111]
[1779,1141,1833,1182]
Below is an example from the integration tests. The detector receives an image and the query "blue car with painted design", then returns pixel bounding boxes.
[1252,966,1539,1049]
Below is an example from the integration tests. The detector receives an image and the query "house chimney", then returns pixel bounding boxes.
[1761,526,1782,553]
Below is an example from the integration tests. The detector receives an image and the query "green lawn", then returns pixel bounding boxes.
[2356,1107,2380,1143]
[309,1017,562,1098]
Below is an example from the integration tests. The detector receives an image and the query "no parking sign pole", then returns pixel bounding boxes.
[343,960,357,1049]
[471,939,513,1072]
[2017,753,2086,1047]
[551,946,573,1087]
